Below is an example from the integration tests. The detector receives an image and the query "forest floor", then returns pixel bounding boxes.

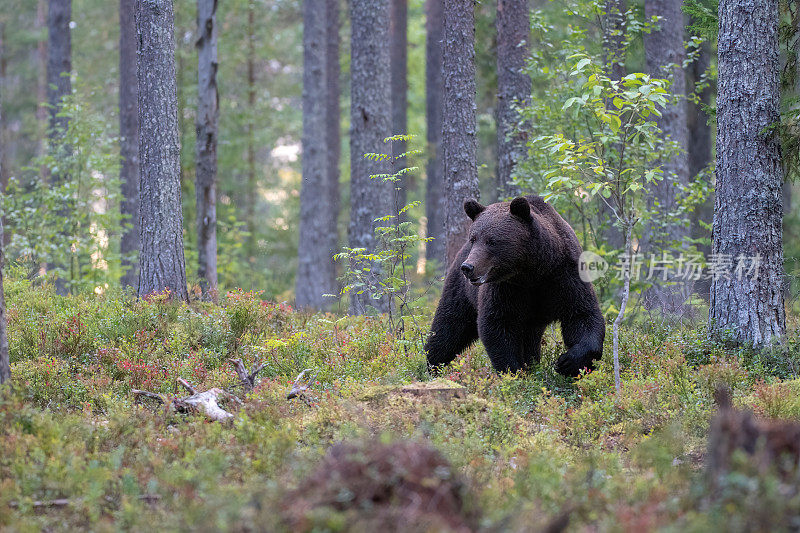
[3,277,800,531]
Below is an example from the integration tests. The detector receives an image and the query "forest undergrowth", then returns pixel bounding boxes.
[4,274,800,531]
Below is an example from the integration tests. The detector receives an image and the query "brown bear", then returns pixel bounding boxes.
[425,195,605,376]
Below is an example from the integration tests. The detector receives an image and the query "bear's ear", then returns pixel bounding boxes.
[510,197,531,222]
[464,199,486,221]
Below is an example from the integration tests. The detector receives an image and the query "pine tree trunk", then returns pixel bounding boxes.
[688,42,712,297]
[47,0,72,294]
[325,0,341,277]
[0,65,8,385]
[47,0,71,140]
[443,0,479,268]
[245,4,257,264]
[136,0,189,302]
[602,0,626,81]
[495,0,530,200]
[425,0,446,269]
[36,0,48,160]
[120,0,140,290]
[297,0,337,310]
[195,0,218,301]
[348,0,392,314]
[711,0,785,346]
[390,0,408,209]
[643,0,690,313]
[598,0,626,250]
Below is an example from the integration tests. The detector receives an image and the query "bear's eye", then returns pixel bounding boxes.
[469,235,476,243]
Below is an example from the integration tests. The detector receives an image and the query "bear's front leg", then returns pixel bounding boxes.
[477,307,527,374]
[555,311,605,377]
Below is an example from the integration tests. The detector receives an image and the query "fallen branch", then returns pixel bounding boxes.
[230,358,267,392]
[287,368,317,406]
[9,494,161,509]
[133,380,241,423]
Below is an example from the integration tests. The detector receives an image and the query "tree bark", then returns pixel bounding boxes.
[297,0,337,310]
[643,0,690,313]
[688,42,712,295]
[348,0,392,314]
[390,0,408,209]
[245,3,257,264]
[711,0,785,346]
[443,0,479,268]
[47,0,71,139]
[425,0,446,268]
[598,0,626,250]
[120,0,140,290]
[495,0,530,200]
[135,0,189,302]
[47,0,72,294]
[0,67,8,385]
[195,0,219,301]
[37,0,48,160]
[325,0,341,277]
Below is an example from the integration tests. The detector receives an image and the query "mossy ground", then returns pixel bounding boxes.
[3,277,800,531]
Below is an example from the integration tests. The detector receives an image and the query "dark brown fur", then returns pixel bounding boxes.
[426,196,606,376]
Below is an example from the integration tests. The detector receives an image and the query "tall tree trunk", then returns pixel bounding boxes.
[325,0,341,279]
[688,42,712,297]
[47,0,72,293]
[598,0,626,250]
[495,0,530,200]
[136,0,189,302]
[0,59,8,385]
[47,0,71,139]
[711,0,785,346]
[246,3,257,264]
[120,0,140,290]
[195,0,219,301]
[297,0,337,310]
[348,0,392,314]
[643,0,690,313]
[36,0,48,160]
[602,0,626,81]
[443,0,479,267]
[390,0,408,209]
[425,0,446,269]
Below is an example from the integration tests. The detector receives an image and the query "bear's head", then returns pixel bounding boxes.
[460,197,535,286]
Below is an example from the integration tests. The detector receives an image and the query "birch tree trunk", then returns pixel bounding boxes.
[425,0,446,268]
[348,0,392,314]
[495,0,530,200]
[443,0,479,267]
[711,0,785,346]
[390,0,408,209]
[325,0,341,276]
[195,0,219,301]
[297,0,337,310]
[136,0,189,302]
[120,0,140,290]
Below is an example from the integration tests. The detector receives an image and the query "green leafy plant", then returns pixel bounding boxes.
[4,78,124,294]
[335,134,430,351]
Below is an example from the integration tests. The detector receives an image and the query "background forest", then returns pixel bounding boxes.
[6,0,800,530]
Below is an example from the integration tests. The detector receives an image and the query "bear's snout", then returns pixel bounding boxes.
[460,263,475,278]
